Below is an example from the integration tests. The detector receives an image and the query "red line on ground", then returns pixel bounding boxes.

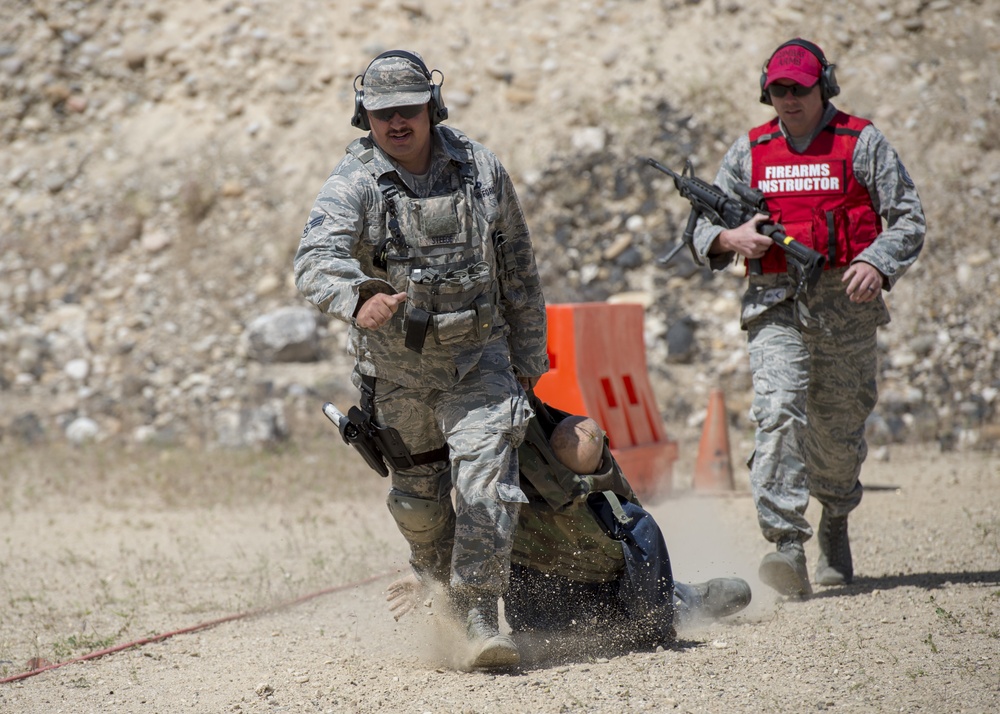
[0,570,396,685]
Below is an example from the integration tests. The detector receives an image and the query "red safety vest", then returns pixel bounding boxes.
[749,111,882,274]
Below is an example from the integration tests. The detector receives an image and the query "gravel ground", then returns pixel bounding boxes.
[1,440,997,713]
[2,2,999,712]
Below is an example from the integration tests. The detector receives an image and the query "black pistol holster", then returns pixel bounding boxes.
[330,375,450,478]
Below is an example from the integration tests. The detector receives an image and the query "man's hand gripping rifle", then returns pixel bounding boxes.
[645,157,825,294]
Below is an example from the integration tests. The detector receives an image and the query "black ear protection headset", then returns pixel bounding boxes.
[351,50,448,131]
[759,38,840,105]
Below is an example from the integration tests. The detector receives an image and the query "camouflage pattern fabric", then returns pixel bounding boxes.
[372,364,531,596]
[691,103,925,279]
[744,268,882,542]
[295,121,547,598]
[689,102,925,545]
[510,494,627,584]
[360,54,432,111]
[294,124,548,390]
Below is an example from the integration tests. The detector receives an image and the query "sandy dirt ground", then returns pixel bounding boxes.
[2,1,999,712]
[1,435,997,714]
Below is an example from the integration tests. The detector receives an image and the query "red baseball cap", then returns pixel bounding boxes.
[764,43,823,88]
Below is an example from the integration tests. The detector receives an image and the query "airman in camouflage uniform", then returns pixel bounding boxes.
[692,39,925,598]
[294,51,548,668]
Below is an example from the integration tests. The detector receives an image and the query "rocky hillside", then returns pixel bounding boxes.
[1,0,998,453]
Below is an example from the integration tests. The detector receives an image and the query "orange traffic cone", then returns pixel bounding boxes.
[693,389,735,492]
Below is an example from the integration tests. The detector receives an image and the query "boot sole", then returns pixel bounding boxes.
[471,635,520,670]
[702,578,753,617]
[759,556,812,598]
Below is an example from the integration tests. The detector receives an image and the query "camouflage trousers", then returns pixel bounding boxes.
[372,364,532,597]
[743,268,889,544]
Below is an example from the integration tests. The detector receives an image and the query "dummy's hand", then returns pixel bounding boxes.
[518,375,540,391]
[356,292,407,329]
[843,262,883,303]
[714,213,773,260]
[386,573,425,621]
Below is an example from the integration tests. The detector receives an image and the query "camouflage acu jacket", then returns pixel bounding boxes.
[692,103,925,289]
[294,125,548,389]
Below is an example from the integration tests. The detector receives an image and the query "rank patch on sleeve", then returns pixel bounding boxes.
[302,214,324,237]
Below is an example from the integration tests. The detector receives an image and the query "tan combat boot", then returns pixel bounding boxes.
[759,539,812,598]
[453,591,519,670]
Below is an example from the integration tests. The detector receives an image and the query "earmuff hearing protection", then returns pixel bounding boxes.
[350,50,448,131]
[759,38,840,105]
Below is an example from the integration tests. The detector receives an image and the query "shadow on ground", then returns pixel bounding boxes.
[807,569,1000,600]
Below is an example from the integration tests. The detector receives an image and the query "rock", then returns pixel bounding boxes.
[0,0,994,452]
[122,47,147,70]
[665,316,697,364]
[571,127,607,154]
[140,228,172,253]
[66,416,100,444]
[9,412,46,444]
[603,234,633,261]
[64,358,90,381]
[243,307,320,363]
[214,401,288,448]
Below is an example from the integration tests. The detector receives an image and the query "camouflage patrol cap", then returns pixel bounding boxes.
[362,53,432,111]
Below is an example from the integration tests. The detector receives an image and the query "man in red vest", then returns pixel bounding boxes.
[692,39,925,598]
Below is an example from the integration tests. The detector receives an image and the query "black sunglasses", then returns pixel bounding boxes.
[368,104,426,122]
[768,83,815,98]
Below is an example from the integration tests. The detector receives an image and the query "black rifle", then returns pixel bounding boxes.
[323,402,390,478]
[645,157,825,291]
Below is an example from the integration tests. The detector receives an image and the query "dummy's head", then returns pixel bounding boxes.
[550,416,605,475]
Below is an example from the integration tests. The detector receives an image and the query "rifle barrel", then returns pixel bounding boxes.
[646,157,679,180]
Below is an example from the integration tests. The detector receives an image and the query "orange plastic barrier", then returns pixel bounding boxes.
[534,302,678,499]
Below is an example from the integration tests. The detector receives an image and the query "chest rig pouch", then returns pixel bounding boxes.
[378,159,498,354]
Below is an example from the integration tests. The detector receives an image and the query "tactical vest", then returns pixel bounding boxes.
[750,111,882,274]
[347,136,508,354]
